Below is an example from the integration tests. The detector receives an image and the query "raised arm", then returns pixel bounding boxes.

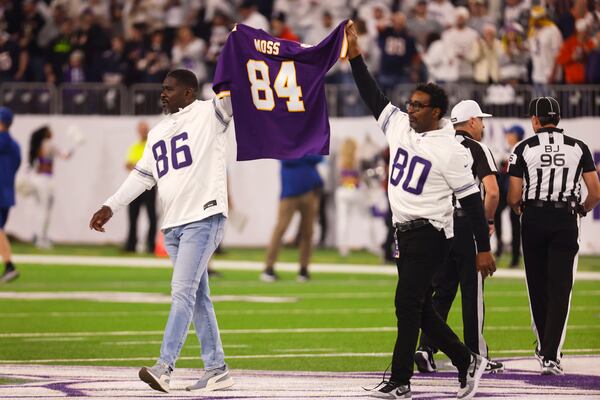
[345,20,389,120]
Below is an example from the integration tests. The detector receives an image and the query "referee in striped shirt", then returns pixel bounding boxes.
[416,100,504,374]
[507,96,600,375]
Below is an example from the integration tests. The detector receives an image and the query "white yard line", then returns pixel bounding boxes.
[2,325,599,339]
[11,254,600,280]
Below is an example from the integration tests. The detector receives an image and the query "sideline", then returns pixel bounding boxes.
[11,254,600,281]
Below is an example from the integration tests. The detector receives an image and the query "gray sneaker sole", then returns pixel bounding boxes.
[139,367,169,393]
[187,375,234,392]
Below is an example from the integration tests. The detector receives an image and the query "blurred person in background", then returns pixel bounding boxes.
[468,0,496,34]
[124,121,157,253]
[406,0,442,52]
[238,0,269,32]
[377,11,420,92]
[63,49,86,83]
[171,26,207,83]
[262,155,323,283]
[205,11,231,80]
[74,9,110,81]
[137,30,171,83]
[498,22,529,84]
[44,19,76,84]
[587,31,600,83]
[17,0,46,81]
[442,7,479,82]
[124,25,146,83]
[427,0,456,29]
[494,125,523,268]
[503,0,530,29]
[556,0,590,39]
[335,138,362,257]
[554,18,595,84]
[528,6,563,94]
[270,12,299,42]
[355,18,380,75]
[468,23,502,84]
[26,125,79,249]
[101,35,129,85]
[0,107,20,284]
[0,30,27,82]
[422,31,459,83]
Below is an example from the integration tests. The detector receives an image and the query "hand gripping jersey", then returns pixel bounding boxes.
[213,22,348,161]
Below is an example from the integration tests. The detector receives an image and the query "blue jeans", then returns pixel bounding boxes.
[159,213,226,370]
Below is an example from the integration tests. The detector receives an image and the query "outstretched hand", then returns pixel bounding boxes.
[89,205,113,233]
[344,20,361,60]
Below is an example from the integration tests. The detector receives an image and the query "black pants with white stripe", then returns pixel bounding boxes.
[419,216,488,357]
[522,207,579,362]
[391,224,471,384]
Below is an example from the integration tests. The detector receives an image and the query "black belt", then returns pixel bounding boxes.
[524,200,568,209]
[454,208,468,217]
[394,218,430,232]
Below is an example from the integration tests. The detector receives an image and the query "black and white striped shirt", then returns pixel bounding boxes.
[454,131,498,209]
[508,127,596,202]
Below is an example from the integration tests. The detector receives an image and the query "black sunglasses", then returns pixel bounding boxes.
[405,101,432,111]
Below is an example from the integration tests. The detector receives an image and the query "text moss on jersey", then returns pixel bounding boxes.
[213,22,348,161]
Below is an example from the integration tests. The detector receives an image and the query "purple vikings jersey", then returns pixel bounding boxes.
[213,22,348,161]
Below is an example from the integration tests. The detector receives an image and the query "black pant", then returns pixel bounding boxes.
[391,224,471,384]
[495,186,521,264]
[521,207,579,362]
[126,188,157,253]
[419,216,487,357]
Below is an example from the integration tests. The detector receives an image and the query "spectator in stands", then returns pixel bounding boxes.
[0,31,26,82]
[406,0,442,51]
[423,31,459,83]
[442,7,480,82]
[592,0,600,32]
[427,0,456,29]
[44,19,76,84]
[101,35,129,85]
[75,9,111,82]
[377,11,420,91]
[528,6,563,94]
[63,50,86,83]
[468,23,502,83]
[109,2,125,38]
[468,0,496,34]
[172,26,207,83]
[303,10,334,46]
[499,22,529,84]
[205,12,231,81]
[238,0,269,32]
[587,31,600,83]
[555,18,595,84]
[335,138,362,257]
[355,18,380,75]
[556,0,590,39]
[262,155,323,282]
[503,0,530,29]
[18,0,46,81]
[137,30,171,83]
[124,25,146,83]
[270,12,299,42]
[163,0,186,46]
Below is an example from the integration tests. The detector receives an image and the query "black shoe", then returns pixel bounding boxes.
[297,270,310,282]
[367,380,411,399]
[485,359,505,374]
[414,346,436,373]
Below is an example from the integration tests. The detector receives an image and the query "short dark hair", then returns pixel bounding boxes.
[413,83,448,119]
[538,115,560,126]
[167,69,199,93]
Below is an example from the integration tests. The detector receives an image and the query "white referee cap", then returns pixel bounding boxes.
[450,100,492,124]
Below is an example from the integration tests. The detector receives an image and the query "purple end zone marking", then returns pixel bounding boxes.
[43,381,87,397]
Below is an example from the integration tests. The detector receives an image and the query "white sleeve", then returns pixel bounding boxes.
[377,103,409,138]
[213,95,233,133]
[444,146,480,199]
[104,147,156,214]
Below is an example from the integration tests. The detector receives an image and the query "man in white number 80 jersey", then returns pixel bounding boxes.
[345,20,495,400]
[89,70,234,394]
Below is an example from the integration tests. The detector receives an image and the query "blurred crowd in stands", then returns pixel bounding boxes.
[1,0,600,92]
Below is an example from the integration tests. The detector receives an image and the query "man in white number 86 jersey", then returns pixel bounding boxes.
[345,20,495,400]
[89,69,234,394]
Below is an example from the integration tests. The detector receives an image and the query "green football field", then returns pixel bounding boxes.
[1,247,599,373]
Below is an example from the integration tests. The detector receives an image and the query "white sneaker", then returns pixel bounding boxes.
[186,365,234,391]
[260,271,278,282]
[457,354,488,399]
[368,381,411,399]
[542,359,564,375]
[138,362,171,393]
